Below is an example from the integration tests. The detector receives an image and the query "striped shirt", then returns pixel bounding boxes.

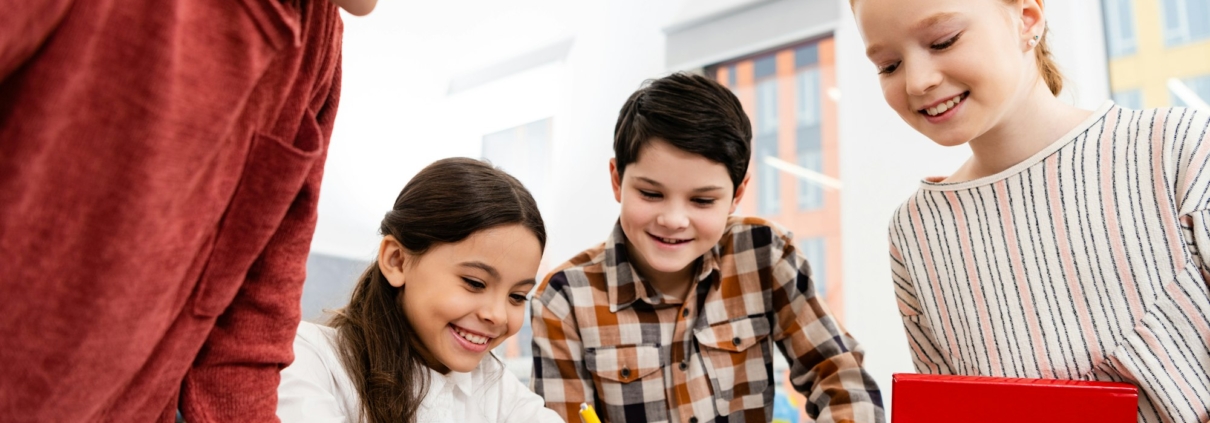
[530,216,884,423]
[889,102,1210,422]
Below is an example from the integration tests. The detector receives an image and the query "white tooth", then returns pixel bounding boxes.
[946,99,955,108]
[927,107,937,116]
[937,103,949,114]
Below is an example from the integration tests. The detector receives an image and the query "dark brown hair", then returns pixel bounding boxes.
[613,72,753,194]
[328,157,546,423]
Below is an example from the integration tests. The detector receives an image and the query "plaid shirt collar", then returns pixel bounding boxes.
[602,221,720,312]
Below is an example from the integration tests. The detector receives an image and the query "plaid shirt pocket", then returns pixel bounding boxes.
[694,315,774,417]
[585,344,668,423]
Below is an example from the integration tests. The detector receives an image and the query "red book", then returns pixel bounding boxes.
[892,373,1138,422]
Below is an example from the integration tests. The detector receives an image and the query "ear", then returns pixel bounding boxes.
[610,158,623,203]
[729,173,751,214]
[378,235,409,288]
[1018,0,1045,42]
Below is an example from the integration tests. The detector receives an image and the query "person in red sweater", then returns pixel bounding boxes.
[0,0,373,421]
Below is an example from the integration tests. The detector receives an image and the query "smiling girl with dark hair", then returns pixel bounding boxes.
[277,157,562,423]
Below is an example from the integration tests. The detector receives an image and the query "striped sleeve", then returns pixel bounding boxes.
[529,272,594,421]
[1130,107,1210,422]
[771,230,885,423]
[889,228,952,375]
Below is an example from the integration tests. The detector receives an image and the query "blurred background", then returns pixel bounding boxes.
[299,0,1210,420]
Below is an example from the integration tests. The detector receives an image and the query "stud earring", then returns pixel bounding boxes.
[1028,35,1039,47]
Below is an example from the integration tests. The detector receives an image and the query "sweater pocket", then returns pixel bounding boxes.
[190,112,323,318]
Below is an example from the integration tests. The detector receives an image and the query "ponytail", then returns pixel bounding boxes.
[1034,26,1063,96]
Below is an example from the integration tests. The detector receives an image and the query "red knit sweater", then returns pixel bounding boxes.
[0,1,342,421]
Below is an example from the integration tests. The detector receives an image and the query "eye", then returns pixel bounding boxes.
[931,33,961,50]
[509,293,527,305]
[638,190,663,200]
[877,62,900,75]
[462,277,486,291]
[691,197,717,206]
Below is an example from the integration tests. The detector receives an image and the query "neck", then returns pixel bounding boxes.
[953,83,1092,182]
[626,240,696,300]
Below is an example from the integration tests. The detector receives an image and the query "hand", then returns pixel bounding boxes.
[328,0,377,16]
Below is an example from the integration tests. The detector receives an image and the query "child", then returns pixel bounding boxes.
[529,73,886,423]
[277,158,564,423]
[853,0,1210,421]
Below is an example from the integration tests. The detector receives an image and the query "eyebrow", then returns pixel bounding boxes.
[459,261,499,279]
[635,176,724,193]
[865,12,960,58]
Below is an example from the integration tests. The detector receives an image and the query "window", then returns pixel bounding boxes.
[795,45,824,211]
[800,237,827,298]
[1112,89,1144,109]
[755,55,780,216]
[481,118,552,204]
[1161,0,1210,46]
[1172,74,1210,107]
[1102,0,1137,57]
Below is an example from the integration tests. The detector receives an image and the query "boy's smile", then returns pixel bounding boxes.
[611,139,748,295]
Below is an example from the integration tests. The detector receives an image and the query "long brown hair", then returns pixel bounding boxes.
[328,157,546,423]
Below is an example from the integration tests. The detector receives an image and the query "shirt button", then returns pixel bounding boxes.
[620,367,631,378]
[679,361,687,370]
[732,337,742,346]
[690,417,698,423]
[681,308,689,317]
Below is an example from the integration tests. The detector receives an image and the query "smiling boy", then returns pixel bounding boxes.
[530,73,885,423]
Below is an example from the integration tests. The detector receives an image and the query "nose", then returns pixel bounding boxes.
[477,295,508,329]
[905,59,942,97]
[655,203,690,230]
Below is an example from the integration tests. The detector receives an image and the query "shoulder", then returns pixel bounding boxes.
[279,321,360,421]
[472,356,565,423]
[722,215,792,245]
[533,242,606,304]
[1110,106,1210,147]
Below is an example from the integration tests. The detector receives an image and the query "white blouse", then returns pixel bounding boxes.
[277,321,565,423]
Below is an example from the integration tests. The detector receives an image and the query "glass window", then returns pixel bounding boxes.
[800,237,827,298]
[794,44,819,68]
[1102,0,1137,57]
[1112,89,1144,109]
[1162,0,1210,46]
[755,56,777,80]
[756,76,780,216]
[1172,74,1210,107]
[482,118,551,204]
[796,67,823,211]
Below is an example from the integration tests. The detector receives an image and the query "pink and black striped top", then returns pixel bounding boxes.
[888,102,1210,422]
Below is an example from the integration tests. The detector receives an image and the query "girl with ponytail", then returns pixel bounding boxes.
[854,1,1210,421]
[276,157,564,423]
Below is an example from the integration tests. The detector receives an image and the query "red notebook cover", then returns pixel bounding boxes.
[892,373,1138,422]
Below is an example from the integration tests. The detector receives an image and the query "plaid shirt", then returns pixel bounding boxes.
[530,216,884,423]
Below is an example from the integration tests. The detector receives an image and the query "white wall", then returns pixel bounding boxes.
[835,0,1110,411]
[312,0,685,269]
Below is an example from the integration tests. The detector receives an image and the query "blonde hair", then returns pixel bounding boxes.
[851,0,1063,95]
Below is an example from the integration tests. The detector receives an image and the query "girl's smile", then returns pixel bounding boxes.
[449,324,495,353]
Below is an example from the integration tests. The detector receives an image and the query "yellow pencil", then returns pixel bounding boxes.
[579,403,602,423]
